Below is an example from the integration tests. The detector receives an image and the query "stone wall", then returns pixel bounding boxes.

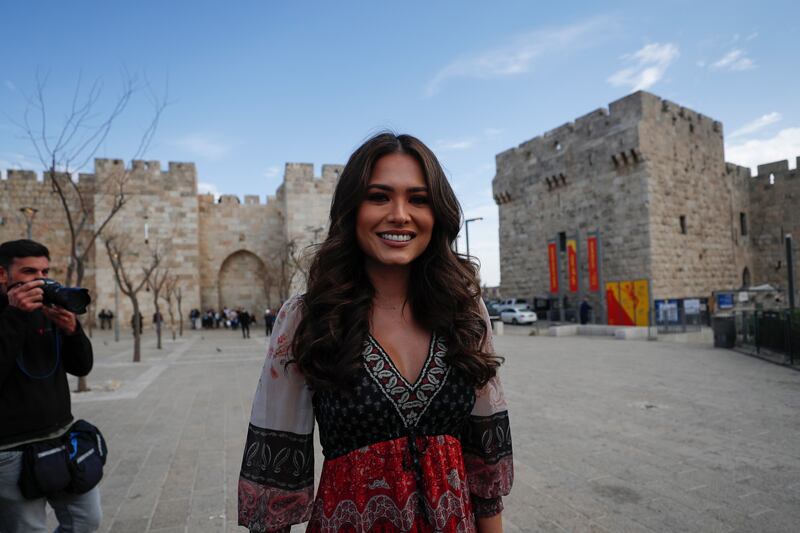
[0,170,97,294]
[280,163,342,295]
[748,158,800,297]
[494,91,800,310]
[1,157,342,326]
[197,192,284,313]
[638,94,739,299]
[492,92,653,312]
[92,160,202,327]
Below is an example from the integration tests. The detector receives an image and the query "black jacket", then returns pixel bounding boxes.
[0,293,93,447]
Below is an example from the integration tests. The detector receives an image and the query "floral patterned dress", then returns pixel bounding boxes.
[238,296,513,532]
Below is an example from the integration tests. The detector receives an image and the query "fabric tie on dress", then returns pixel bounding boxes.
[404,427,433,526]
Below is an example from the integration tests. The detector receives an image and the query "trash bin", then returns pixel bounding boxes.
[712,314,736,348]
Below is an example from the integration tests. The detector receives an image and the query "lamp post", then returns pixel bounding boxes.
[19,207,38,239]
[464,217,483,258]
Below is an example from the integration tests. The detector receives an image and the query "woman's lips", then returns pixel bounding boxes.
[377,232,415,247]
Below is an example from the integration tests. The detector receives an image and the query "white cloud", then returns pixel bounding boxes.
[425,17,613,97]
[172,135,231,160]
[711,49,755,71]
[435,138,476,152]
[198,181,221,199]
[607,42,679,91]
[263,165,280,179]
[726,127,800,173]
[745,32,759,41]
[0,152,38,171]
[729,112,781,138]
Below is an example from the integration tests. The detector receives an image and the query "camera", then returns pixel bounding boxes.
[37,278,91,315]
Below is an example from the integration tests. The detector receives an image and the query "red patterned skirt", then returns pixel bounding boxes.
[307,434,476,533]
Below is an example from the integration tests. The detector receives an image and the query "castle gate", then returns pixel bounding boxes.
[218,250,268,315]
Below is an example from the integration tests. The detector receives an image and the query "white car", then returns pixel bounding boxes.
[500,308,537,325]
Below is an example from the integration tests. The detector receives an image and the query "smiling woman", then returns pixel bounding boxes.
[238,133,513,533]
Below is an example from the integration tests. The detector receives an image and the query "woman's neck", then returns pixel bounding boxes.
[365,260,410,311]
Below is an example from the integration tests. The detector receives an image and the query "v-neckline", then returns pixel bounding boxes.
[367,332,436,389]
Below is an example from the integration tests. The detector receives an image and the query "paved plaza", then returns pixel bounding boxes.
[57,325,800,533]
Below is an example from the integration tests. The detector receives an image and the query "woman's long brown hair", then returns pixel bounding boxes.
[291,132,501,391]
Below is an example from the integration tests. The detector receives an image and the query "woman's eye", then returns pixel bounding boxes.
[410,195,429,205]
[367,193,389,202]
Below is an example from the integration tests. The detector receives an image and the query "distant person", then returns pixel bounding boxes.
[263,308,274,336]
[239,309,251,339]
[580,298,592,325]
[189,308,200,330]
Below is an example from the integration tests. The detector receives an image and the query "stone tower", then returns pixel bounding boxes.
[493,91,799,314]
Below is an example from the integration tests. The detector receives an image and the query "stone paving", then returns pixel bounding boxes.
[54,325,800,532]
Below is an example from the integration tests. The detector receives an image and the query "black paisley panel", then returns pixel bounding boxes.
[460,411,513,465]
[313,339,477,460]
[240,424,314,491]
[472,494,504,518]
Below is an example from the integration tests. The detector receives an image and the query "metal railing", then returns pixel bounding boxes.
[736,309,799,364]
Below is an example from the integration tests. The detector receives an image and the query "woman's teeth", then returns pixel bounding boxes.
[379,233,412,242]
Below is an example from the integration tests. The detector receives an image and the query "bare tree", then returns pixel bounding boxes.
[13,70,167,289]
[105,235,160,362]
[10,71,167,391]
[162,275,179,341]
[274,239,310,301]
[147,266,171,349]
[175,284,184,337]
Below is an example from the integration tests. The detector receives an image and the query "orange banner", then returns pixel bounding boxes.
[567,239,578,292]
[548,242,558,293]
[587,235,599,292]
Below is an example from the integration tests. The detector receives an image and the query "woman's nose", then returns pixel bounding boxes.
[387,201,410,223]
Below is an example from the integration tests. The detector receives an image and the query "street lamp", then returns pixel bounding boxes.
[464,217,483,258]
[19,207,38,239]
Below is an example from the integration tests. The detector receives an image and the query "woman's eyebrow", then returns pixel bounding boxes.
[366,184,429,193]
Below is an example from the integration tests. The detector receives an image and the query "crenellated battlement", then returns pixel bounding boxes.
[283,162,343,184]
[725,162,752,182]
[493,91,726,199]
[1,168,98,196]
[755,157,798,179]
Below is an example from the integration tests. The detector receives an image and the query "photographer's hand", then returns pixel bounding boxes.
[7,280,44,312]
[42,306,78,335]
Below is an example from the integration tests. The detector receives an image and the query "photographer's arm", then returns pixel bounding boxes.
[58,315,93,377]
[0,303,27,387]
[0,281,43,386]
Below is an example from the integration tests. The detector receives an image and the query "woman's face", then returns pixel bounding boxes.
[356,152,434,269]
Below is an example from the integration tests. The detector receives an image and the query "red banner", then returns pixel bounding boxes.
[548,242,558,293]
[567,239,578,292]
[587,235,599,292]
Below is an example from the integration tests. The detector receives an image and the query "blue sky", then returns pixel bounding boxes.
[2,1,798,286]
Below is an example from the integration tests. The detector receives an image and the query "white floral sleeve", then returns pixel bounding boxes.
[238,296,314,532]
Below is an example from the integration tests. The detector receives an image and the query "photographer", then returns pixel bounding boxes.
[0,240,101,532]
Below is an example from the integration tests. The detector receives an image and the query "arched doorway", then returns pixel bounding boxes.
[218,250,268,314]
[742,267,751,288]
